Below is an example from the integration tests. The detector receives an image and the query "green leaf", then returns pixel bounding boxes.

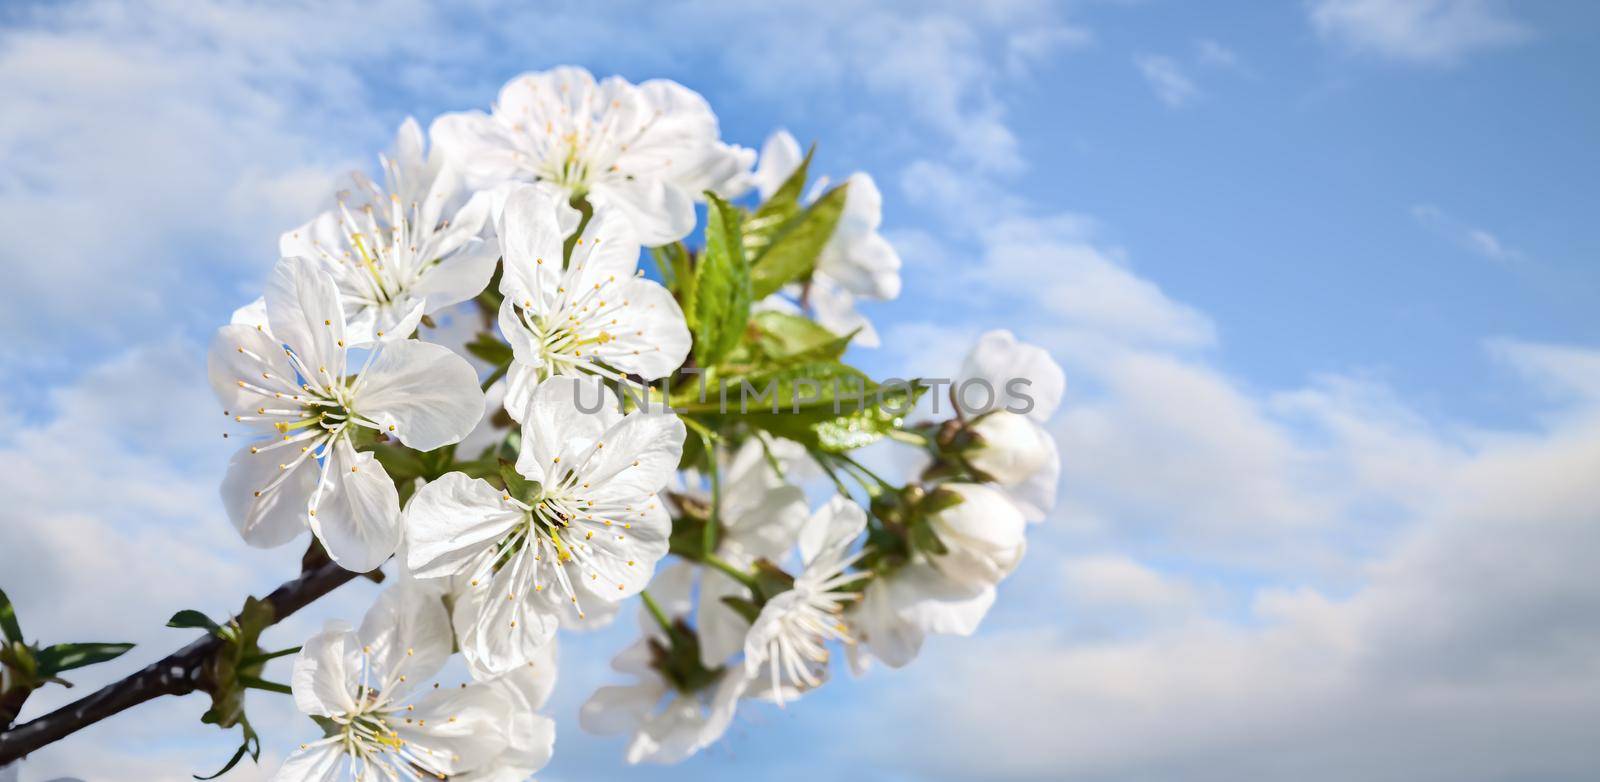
[692,193,752,368]
[910,518,950,557]
[168,609,223,635]
[0,587,21,643]
[464,331,514,367]
[744,145,814,257]
[498,458,538,503]
[741,372,927,453]
[718,595,763,625]
[194,717,259,780]
[34,642,134,675]
[749,311,852,365]
[749,181,849,299]
[651,242,693,295]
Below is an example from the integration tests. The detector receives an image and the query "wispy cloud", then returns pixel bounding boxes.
[1412,203,1526,263]
[1309,0,1532,66]
[1134,53,1201,108]
[1195,38,1241,69]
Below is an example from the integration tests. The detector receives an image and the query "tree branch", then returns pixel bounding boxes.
[0,560,363,764]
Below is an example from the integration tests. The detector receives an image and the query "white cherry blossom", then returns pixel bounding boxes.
[274,581,512,781]
[433,66,753,245]
[404,376,683,675]
[579,564,749,764]
[281,118,500,346]
[742,495,867,705]
[846,482,1024,672]
[209,256,484,571]
[957,329,1065,521]
[494,184,690,419]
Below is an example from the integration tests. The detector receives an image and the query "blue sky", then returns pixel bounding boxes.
[3,1,1599,780]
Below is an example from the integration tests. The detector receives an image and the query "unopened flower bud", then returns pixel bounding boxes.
[964,411,1052,486]
[924,483,1026,586]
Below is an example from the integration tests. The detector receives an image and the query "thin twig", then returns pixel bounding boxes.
[0,560,363,763]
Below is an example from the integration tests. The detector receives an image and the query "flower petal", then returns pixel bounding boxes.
[289,621,360,717]
[270,739,346,782]
[220,444,313,549]
[958,329,1065,423]
[396,683,512,775]
[264,256,347,376]
[495,184,569,317]
[588,278,691,380]
[358,580,453,699]
[309,440,401,573]
[356,339,484,452]
[579,681,663,736]
[405,472,524,580]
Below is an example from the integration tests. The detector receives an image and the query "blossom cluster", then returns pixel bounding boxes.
[203,66,1064,779]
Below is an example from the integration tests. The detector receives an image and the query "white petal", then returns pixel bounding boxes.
[850,576,925,669]
[396,683,512,775]
[958,329,1066,422]
[590,179,695,246]
[405,472,523,579]
[752,129,803,201]
[695,568,750,669]
[891,562,997,637]
[588,278,691,380]
[270,740,346,782]
[289,621,360,717]
[454,567,561,676]
[579,681,663,736]
[358,580,453,699]
[229,297,270,330]
[356,339,484,451]
[582,407,685,505]
[220,444,313,549]
[208,324,297,412]
[309,440,401,573]
[429,111,524,190]
[1001,432,1060,522]
[495,184,569,315]
[491,638,559,710]
[516,375,616,477]
[264,256,347,376]
[928,483,1027,586]
[411,235,500,313]
[797,494,866,570]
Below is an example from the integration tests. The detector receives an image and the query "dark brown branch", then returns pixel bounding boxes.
[0,560,363,764]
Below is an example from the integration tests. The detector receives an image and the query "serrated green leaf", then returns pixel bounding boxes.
[742,375,926,454]
[35,642,134,675]
[168,609,223,635]
[749,311,852,365]
[651,241,693,295]
[744,145,814,257]
[0,587,21,643]
[749,181,849,299]
[692,193,752,368]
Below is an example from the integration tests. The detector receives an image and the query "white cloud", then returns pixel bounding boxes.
[1309,0,1532,66]
[1133,54,1200,108]
[1194,38,1241,69]
[1412,203,1526,263]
